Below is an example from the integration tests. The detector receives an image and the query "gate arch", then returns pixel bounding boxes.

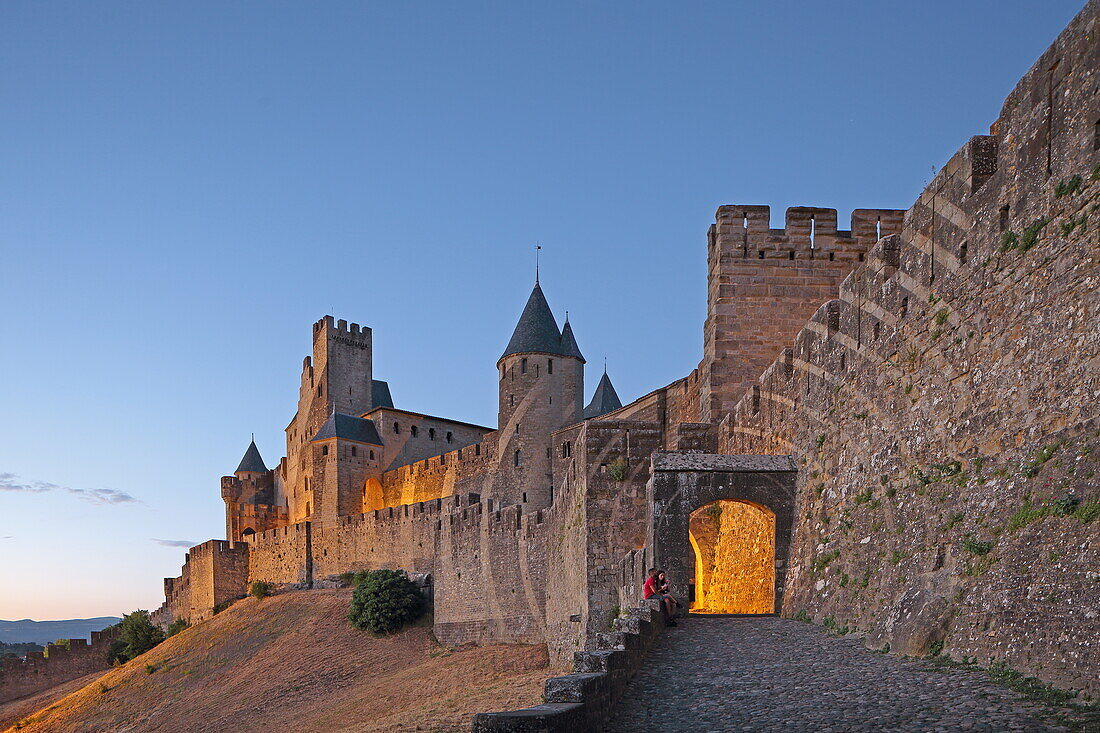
[646,453,796,614]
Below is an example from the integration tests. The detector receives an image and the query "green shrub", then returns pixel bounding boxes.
[347,569,426,634]
[1018,217,1048,252]
[999,230,1018,251]
[166,617,190,637]
[606,458,628,481]
[249,581,273,599]
[107,610,165,664]
[1053,175,1082,198]
[962,536,995,556]
[212,600,235,615]
[810,549,840,573]
[793,609,811,623]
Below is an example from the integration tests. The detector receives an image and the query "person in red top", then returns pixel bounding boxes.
[643,567,677,626]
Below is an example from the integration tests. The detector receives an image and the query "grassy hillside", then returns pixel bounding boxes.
[1,589,552,733]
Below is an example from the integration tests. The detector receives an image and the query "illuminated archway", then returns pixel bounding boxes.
[689,499,775,614]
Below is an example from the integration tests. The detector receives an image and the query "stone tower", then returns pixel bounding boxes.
[308,410,383,523]
[285,316,375,523]
[495,281,584,507]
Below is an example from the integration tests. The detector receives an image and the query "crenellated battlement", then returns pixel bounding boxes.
[0,627,119,704]
[712,205,905,262]
[312,314,371,344]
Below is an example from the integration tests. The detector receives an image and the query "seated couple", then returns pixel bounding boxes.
[642,567,681,626]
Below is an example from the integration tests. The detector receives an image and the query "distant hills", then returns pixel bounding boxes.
[0,617,120,645]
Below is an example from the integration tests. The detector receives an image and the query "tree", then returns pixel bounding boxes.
[108,610,165,664]
[347,569,426,634]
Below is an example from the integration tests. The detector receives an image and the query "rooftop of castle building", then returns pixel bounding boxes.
[583,371,622,419]
[501,283,562,360]
[311,413,384,445]
[371,379,394,409]
[362,405,493,433]
[235,439,268,474]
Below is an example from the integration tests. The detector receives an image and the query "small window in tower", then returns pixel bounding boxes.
[411,425,419,437]
[510,394,514,407]
[999,204,1009,231]
[521,358,527,374]
[317,385,323,397]
[446,431,453,443]
[546,447,551,460]
[322,445,329,456]
[475,444,481,456]
[514,450,521,467]
[305,502,311,515]
[516,423,521,434]
[351,446,357,457]
[393,422,400,434]
[429,428,436,441]
[536,363,540,377]
[548,359,553,374]
[369,449,375,460]
[522,492,527,503]
[1094,119,1100,151]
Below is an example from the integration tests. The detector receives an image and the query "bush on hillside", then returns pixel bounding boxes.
[249,581,273,599]
[107,610,165,664]
[347,569,426,634]
[166,617,190,637]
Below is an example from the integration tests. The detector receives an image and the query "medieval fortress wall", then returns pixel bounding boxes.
[152,1,1099,694]
[721,3,1100,691]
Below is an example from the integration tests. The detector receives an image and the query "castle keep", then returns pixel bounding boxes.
[155,0,1100,698]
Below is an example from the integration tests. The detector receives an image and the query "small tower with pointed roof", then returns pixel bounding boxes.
[221,438,285,543]
[495,281,585,507]
[584,368,623,419]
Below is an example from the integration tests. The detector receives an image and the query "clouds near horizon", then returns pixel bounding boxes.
[0,472,139,505]
[151,538,195,548]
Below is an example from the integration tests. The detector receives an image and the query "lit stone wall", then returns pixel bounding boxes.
[690,500,775,614]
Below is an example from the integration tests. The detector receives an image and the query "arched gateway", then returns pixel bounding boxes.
[646,453,796,614]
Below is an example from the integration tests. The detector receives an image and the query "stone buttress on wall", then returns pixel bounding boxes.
[720,0,1100,694]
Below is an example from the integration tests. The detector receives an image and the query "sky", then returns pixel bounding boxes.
[0,1,1085,621]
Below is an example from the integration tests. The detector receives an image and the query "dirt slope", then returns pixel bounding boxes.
[2,590,553,733]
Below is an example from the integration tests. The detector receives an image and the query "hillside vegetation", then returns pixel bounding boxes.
[1,589,552,733]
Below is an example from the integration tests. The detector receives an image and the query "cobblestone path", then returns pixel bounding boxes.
[606,616,1076,732]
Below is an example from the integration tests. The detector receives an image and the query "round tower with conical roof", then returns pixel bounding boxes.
[495,281,585,507]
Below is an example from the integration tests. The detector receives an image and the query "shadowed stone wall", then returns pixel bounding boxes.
[719,0,1100,694]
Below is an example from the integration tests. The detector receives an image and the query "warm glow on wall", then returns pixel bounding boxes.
[690,500,774,614]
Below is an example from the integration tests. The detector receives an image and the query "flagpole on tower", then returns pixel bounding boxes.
[535,242,541,284]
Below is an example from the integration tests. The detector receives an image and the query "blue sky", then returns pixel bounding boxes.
[0,1,1084,620]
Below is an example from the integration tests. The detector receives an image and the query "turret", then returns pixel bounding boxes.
[222,437,282,542]
[495,281,585,507]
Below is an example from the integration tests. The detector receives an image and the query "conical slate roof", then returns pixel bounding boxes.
[583,372,623,419]
[559,319,585,362]
[501,283,562,360]
[311,412,384,445]
[235,439,268,474]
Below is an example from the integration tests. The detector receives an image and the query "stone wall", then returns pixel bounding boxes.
[719,0,1100,694]
[0,628,117,704]
[696,205,904,424]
